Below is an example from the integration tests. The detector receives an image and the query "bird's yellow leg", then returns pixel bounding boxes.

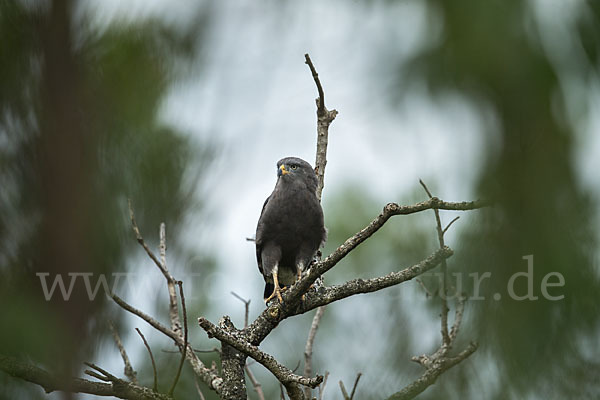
[265,270,284,303]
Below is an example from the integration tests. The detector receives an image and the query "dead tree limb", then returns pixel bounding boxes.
[108,320,138,385]
[0,355,170,400]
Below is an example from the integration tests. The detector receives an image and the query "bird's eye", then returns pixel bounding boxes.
[290,164,298,170]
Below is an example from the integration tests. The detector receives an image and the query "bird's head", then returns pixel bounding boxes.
[276,157,318,190]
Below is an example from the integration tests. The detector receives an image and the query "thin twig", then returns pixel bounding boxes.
[162,347,221,355]
[168,281,189,396]
[128,200,165,273]
[108,320,138,385]
[303,306,326,398]
[318,371,330,400]
[415,278,435,298]
[304,53,326,117]
[135,328,158,392]
[339,380,350,400]
[84,369,110,382]
[84,362,118,381]
[245,365,266,400]
[128,202,181,335]
[194,348,221,354]
[231,291,251,328]
[442,216,460,235]
[230,292,266,399]
[280,383,286,399]
[193,375,207,400]
[419,179,450,346]
[159,222,182,335]
[349,373,362,399]
[111,294,178,343]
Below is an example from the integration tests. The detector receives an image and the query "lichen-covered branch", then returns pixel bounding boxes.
[198,317,323,393]
[296,247,453,313]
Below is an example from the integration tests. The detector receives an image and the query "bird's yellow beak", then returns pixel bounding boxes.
[279,164,289,175]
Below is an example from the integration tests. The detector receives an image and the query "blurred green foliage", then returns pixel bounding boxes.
[390,1,600,399]
[0,1,214,398]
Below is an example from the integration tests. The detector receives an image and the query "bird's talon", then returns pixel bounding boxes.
[265,285,286,304]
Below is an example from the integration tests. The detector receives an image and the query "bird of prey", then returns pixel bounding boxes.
[255,157,326,303]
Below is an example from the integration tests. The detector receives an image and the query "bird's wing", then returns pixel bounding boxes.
[255,195,271,275]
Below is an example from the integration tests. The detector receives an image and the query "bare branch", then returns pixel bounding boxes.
[419,179,450,346]
[340,380,350,400]
[231,291,251,328]
[319,371,330,400]
[198,317,323,392]
[387,342,478,400]
[339,373,362,400]
[84,369,110,382]
[305,53,338,201]
[245,365,266,400]
[304,53,326,116]
[112,294,179,344]
[108,320,138,385]
[128,203,181,336]
[168,281,189,396]
[135,328,158,393]
[415,278,435,298]
[84,362,117,381]
[159,223,182,335]
[350,373,362,399]
[442,216,460,235]
[230,292,266,399]
[303,306,326,398]
[193,376,207,400]
[449,295,466,342]
[128,200,165,274]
